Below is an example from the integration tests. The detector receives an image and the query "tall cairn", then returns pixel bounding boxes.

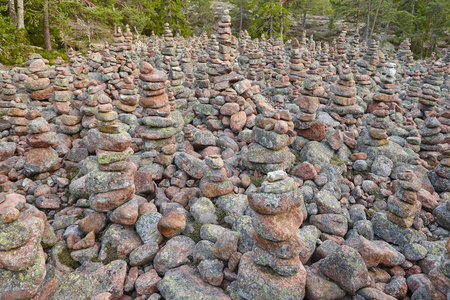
[136,61,183,160]
[293,61,326,142]
[195,54,211,89]
[243,101,296,173]
[419,60,445,112]
[288,38,304,86]
[24,59,53,107]
[116,54,139,115]
[4,80,28,136]
[84,92,138,224]
[369,62,400,113]
[364,102,390,147]
[236,171,306,300]
[23,109,59,177]
[51,57,72,117]
[387,170,421,228]
[327,63,364,125]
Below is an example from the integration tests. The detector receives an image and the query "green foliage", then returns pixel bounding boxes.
[330,0,450,58]
[248,0,290,39]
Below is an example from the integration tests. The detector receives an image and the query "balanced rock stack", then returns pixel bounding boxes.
[195,54,211,89]
[387,170,421,228]
[347,30,360,65]
[80,80,103,131]
[404,63,423,104]
[169,58,187,109]
[24,59,53,106]
[4,81,28,136]
[136,61,183,155]
[429,150,450,193]
[419,61,445,112]
[336,25,347,62]
[397,39,414,66]
[244,102,295,173]
[206,34,221,81]
[84,92,137,221]
[293,61,325,142]
[364,102,390,147]
[51,58,72,116]
[236,171,306,300]
[199,154,234,198]
[124,24,133,51]
[369,62,400,112]
[0,197,47,299]
[161,23,176,71]
[116,54,139,114]
[110,26,126,54]
[420,113,446,152]
[217,10,233,68]
[24,109,59,177]
[327,63,363,124]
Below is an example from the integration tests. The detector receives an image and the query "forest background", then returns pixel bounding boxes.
[0,0,449,64]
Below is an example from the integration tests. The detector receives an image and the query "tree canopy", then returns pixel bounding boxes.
[0,0,448,64]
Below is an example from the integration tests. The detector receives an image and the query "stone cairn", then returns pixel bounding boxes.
[370,62,400,113]
[404,63,423,104]
[336,25,347,62]
[327,63,363,125]
[288,38,304,86]
[111,26,126,54]
[24,110,59,177]
[199,154,234,198]
[206,34,221,81]
[293,61,326,142]
[51,57,72,117]
[80,80,102,132]
[3,80,28,136]
[429,149,450,192]
[347,30,360,65]
[236,170,306,300]
[24,59,53,107]
[0,197,47,300]
[419,61,445,112]
[195,54,211,89]
[387,170,421,228]
[397,39,414,68]
[124,24,133,51]
[116,54,139,115]
[419,113,446,153]
[217,10,233,70]
[244,101,295,173]
[364,102,390,147]
[161,23,176,71]
[84,94,137,226]
[136,61,183,159]
[169,58,187,110]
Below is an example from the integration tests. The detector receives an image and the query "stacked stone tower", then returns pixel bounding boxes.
[236,170,306,300]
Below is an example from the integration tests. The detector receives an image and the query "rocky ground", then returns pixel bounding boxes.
[0,10,449,300]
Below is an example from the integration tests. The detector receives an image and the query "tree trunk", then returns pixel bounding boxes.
[356,0,361,30]
[381,1,393,45]
[368,0,383,46]
[302,12,307,30]
[43,0,52,51]
[9,0,17,27]
[239,8,243,34]
[364,0,372,46]
[382,20,390,44]
[270,17,273,39]
[17,0,24,29]
[280,1,283,39]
